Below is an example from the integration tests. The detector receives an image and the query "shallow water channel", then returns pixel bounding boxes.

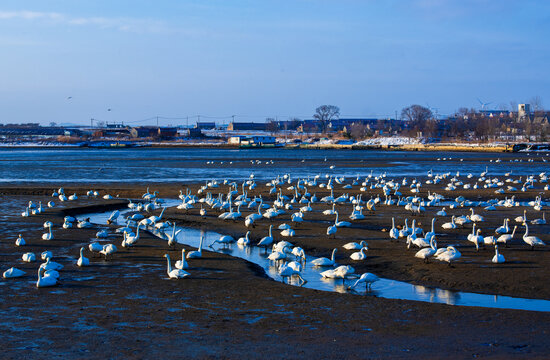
[87,204,550,312]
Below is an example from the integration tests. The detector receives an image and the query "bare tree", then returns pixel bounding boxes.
[529,96,543,112]
[401,105,433,137]
[349,123,368,140]
[265,118,278,134]
[314,105,340,133]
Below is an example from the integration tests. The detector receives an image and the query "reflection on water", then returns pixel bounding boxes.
[0,148,546,183]
[87,207,550,312]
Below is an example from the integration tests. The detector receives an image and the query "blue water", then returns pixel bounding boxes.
[87,206,550,312]
[0,148,547,183]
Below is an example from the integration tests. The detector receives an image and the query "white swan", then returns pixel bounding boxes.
[522,223,546,250]
[36,268,57,287]
[237,231,251,246]
[257,225,274,249]
[495,218,510,234]
[165,223,182,248]
[99,244,117,260]
[492,244,505,264]
[435,246,461,266]
[441,216,457,230]
[350,247,368,261]
[415,236,437,263]
[334,211,351,228]
[389,217,399,240]
[40,257,64,271]
[311,248,337,266]
[15,234,25,246]
[348,272,379,291]
[187,235,204,259]
[497,226,516,247]
[342,240,368,250]
[41,251,52,260]
[77,247,90,266]
[22,252,36,262]
[88,242,103,257]
[175,249,189,269]
[469,208,484,222]
[3,267,25,278]
[42,224,53,240]
[164,254,190,279]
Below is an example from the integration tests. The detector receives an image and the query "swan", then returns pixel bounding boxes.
[436,207,447,217]
[77,218,93,228]
[326,224,337,237]
[278,262,307,285]
[99,244,117,260]
[41,251,52,260]
[77,247,90,266]
[96,229,109,238]
[15,234,25,246]
[166,223,182,247]
[257,225,274,249]
[389,217,399,240]
[42,225,53,240]
[531,212,546,225]
[36,268,57,288]
[200,205,207,218]
[88,242,103,257]
[280,228,295,237]
[323,204,336,216]
[497,226,516,247]
[291,211,304,223]
[22,252,36,262]
[492,244,505,264]
[311,248,337,266]
[211,234,235,248]
[495,218,510,234]
[515,210,527,223]
[62,219,73,229]
[40,257,64,271]
[187,235,204,259]
[175,249,189,269]
[348,273,379,291]
[343,240,368,250]
[334,211,351,228]
[415,236,437,263]
[237,231,251,246]
[424,218,436,240]
[3,267,25,278]
[469,229,484,251]
[107,210,120,224]
[164,254,190,279]
[469,208,484,222]
[350,247,368,261]
[522,223,546,250]
[435,246,461,266]
[441,216,457,230]
[320,265,354,280]
[21,207,30,217]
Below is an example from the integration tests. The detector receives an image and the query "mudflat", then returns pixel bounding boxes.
[1,180,549,359]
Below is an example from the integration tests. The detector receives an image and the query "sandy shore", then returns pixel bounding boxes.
[1,181,550,358]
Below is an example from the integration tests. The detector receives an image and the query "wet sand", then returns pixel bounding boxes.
[1,179,550,358]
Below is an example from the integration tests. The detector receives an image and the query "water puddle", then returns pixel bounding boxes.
[87,206,550,312]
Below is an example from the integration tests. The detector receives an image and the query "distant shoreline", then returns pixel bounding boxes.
[0,142,512,152]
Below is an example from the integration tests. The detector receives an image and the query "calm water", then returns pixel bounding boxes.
[0,148,547,183]
[88,206,550,312]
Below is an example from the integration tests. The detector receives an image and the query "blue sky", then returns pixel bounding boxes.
[0,0,548,125]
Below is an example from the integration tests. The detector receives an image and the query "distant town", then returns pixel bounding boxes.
[0,103,548,151]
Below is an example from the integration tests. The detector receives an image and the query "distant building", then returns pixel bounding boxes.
[518,104,531,121]
[157,127,178,139]
[195,122,216,130]
[228,135,276,146]
[130,126,158,138]
[227,122,267,131]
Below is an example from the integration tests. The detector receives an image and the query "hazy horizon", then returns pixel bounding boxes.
[0,0,549,126]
